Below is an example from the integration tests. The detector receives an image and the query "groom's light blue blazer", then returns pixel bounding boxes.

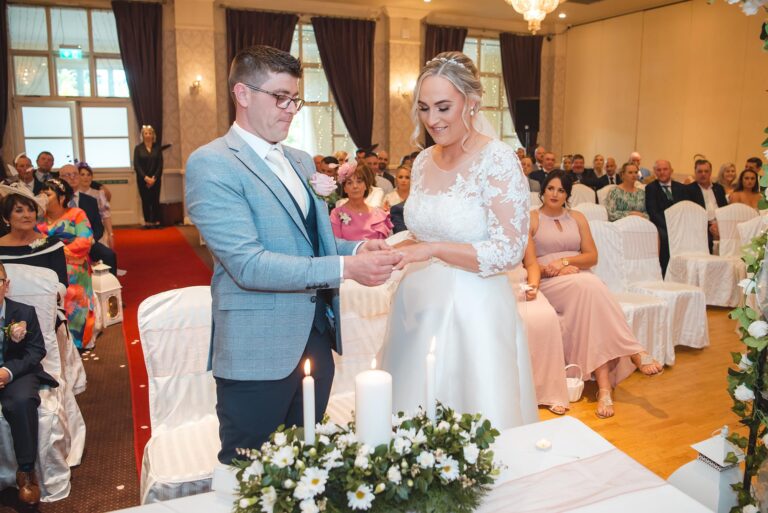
[185,127,359,381]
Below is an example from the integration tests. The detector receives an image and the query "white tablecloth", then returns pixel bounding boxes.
[111,416,711,513]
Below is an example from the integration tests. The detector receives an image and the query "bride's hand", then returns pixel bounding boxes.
[394,242,434,270]
[359,239,392,252]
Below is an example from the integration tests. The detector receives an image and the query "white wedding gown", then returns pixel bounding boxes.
[378,140,539,430]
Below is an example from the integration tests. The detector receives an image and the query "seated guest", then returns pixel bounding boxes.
[38,179,95,350]
[334,150,349,165]
[520,157,541,193]
[645,159,685,276]
[597,157,621,188]
[591,154,605,177]
[77,162,114,249]
[335,162,385,209]
[605,162,648,222]
[13,154,43,195]
[390,201,407,234]
[383,166,411,210]
[716,162,738,197]
[532,170,662,418]
[377,151,395,187]
[745,157,763,174]
[330,162,392,241]
[0,261,58,506]
[568,154,599,189]
[629,151,652,183]
[729,169,762,210]
[364,151,393,194]
[400,154,413,168]
[530,151,558,186]
[561,154,573,173]
[515,147,526,161]
[34,151,55,184]
[0,184,67,287]
[313,154,323,173]
[514,244,569,415]
[684,159,728,253]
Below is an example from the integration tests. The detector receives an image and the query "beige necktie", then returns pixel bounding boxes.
[264,147,308,217]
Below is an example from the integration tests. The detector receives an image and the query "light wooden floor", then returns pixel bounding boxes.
[538,306,742,478]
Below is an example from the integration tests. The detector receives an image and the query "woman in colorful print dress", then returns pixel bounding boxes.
[38,178,95,349]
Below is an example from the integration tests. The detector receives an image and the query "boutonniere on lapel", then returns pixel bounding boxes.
[309,170,340,205]
[3,320,27,343]
[338,212,352,225]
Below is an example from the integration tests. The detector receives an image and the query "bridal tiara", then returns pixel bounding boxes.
[426,56,470,72]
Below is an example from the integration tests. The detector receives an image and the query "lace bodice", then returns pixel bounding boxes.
[404,140,530,277]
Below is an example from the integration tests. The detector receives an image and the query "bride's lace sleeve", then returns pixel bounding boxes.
[472,143,530,277]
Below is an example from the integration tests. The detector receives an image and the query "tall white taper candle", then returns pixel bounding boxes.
[426,337,437,422]
[303,359,315,445]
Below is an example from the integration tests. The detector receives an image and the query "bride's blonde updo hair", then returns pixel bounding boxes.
[410,51,483,149]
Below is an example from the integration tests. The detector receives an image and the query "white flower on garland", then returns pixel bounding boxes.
[272,446,295,468]
[412,429,428,446]
[735,383,756,402]
[355,454,370,469]
[336,432,357,449]
[283,479,296,489]
[300,499,320,513]
[243,460,264,480]
[748,320,768,338]
[273,432,288,447]
[739,0,767,15]
[743,504,759,513]
[437,455,460,482]
[261,486,277,513]
[315,422,341,436]
[437,421,451,432]
[740,353,754,370]
[294,467,328,500]
[417,451,436,468]
[392,436,412,455]
[347,483,375,510]
[463,444,480,465]
[387,465,402,484]
[318,435,330,446]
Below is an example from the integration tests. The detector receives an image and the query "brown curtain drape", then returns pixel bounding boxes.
[0,0,8,159]
[112,1,163,143]
[225,9,299,123]
[499,33,543,153]
[422,24,468,146]
[311,17,375,149]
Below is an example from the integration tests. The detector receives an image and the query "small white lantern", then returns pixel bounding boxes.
[92,262,123,327]
[668,427,742,513]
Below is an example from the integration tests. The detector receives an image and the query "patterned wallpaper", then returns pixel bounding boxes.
[539,35,567,158]
[388,41,421,164]
[372,39,389,154]
[162,1,182,170]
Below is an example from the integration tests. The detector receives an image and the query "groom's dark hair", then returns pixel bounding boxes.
[228,45,302,98]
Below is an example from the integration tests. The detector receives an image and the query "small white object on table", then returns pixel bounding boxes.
[110,416,711,513]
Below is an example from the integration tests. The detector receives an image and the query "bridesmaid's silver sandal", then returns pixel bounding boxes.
[595,388,614,419]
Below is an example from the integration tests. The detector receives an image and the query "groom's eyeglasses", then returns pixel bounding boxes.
[241,83,305,111]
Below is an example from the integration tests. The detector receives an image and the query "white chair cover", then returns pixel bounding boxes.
[738,215,768,247]
[530,192,542,209]
[570,184,597,206]
[138,286,219,504]
[0,264,74,502]
[597,184,617,205]
[573,203,608,222]
[665,201,745,307]
[716,203,758,257]
[614,216,709,360]
[589,221,670,363]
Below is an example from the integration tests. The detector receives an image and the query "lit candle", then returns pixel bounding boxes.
[303,359,315,446]
[426,337,437,422]
[355,358,392,448]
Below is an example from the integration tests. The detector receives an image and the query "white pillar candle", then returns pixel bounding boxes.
[355,359,392,448]
[426,337,437,422]
[303,359,315,446]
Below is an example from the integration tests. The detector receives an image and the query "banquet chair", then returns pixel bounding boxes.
[573,202,608,222]
[665,201,745,307]
[530,191,542,209]
[570,184,597,206]
[0,264,75,502]
[614,216,709,362]
[738,215,768,247]
[589,221,671,364]
[138,286,218,504]
[597,184,617,205]
[716,203,758,257]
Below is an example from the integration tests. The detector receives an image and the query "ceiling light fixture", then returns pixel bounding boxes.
[505,0,562,34]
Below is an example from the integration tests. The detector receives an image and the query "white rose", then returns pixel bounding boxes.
[416,451,435,468]
[748,320,768,338]
[735,383,756,402]
[354,455,369,469]
[243,460,264,480]
[387,465,402,484]
[739,353,754,371]
[463,444,480,465]
[273,432,288,446]
[392,436,412,455]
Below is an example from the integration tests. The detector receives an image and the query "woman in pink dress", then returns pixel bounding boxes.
[531,170,662,418]
[330,162,393,241]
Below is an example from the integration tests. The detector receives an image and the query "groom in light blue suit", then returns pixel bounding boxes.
[185,46,400,463]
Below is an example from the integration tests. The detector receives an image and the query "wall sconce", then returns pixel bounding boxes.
[396,79,416,101]
[190,75,202,94]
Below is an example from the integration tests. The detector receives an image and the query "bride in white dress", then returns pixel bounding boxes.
[378,51,538,430]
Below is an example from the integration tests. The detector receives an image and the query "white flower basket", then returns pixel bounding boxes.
[565,364,584,403]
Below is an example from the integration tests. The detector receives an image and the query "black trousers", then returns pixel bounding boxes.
[215,326,335,464]
[0,373,40,470]
[138,179,162,224]
[90,241,118,276]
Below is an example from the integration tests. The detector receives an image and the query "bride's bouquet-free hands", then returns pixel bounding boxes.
[394,241,433,271]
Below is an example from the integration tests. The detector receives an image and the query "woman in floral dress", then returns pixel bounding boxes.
[605,162,648,222]
[37,178,95,349]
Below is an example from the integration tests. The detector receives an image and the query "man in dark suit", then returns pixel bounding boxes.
[597,157,622,189]
[0,261,58,505]
[645,159,686,275]
[684,159,728,253]
[59,165,118,275]
[530,151,558,186]
[390,201,407,234]
[567,154,599,189]
[13,154,44,195]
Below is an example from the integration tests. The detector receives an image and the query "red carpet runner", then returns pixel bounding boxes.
[114,227,212,475]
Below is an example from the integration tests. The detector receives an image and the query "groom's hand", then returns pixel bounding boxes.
[344,251,402,286]
[358,240,392,253]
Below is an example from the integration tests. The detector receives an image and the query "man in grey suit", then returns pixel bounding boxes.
[185,46,400,463]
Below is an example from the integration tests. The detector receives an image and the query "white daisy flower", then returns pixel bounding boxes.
[347,484,375,510]
[438,455,460,481]
[392,436,412,455]
[272,445,295,468]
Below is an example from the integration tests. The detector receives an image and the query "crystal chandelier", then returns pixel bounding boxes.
[505,0,561,34]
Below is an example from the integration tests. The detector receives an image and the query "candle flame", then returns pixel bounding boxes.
[304,358,311,376]
[370,357,377,370]
[429,336,436,354]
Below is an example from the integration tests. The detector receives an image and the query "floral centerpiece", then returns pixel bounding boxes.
[232,404,502,513]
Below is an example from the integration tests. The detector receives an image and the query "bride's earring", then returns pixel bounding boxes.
[470,107,476,116]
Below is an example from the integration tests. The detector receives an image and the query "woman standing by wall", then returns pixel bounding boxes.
[134,125,163,229]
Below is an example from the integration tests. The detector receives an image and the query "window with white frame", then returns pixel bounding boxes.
[462,37,522,149]
[285,23,354,158]
[8,4,133,169]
